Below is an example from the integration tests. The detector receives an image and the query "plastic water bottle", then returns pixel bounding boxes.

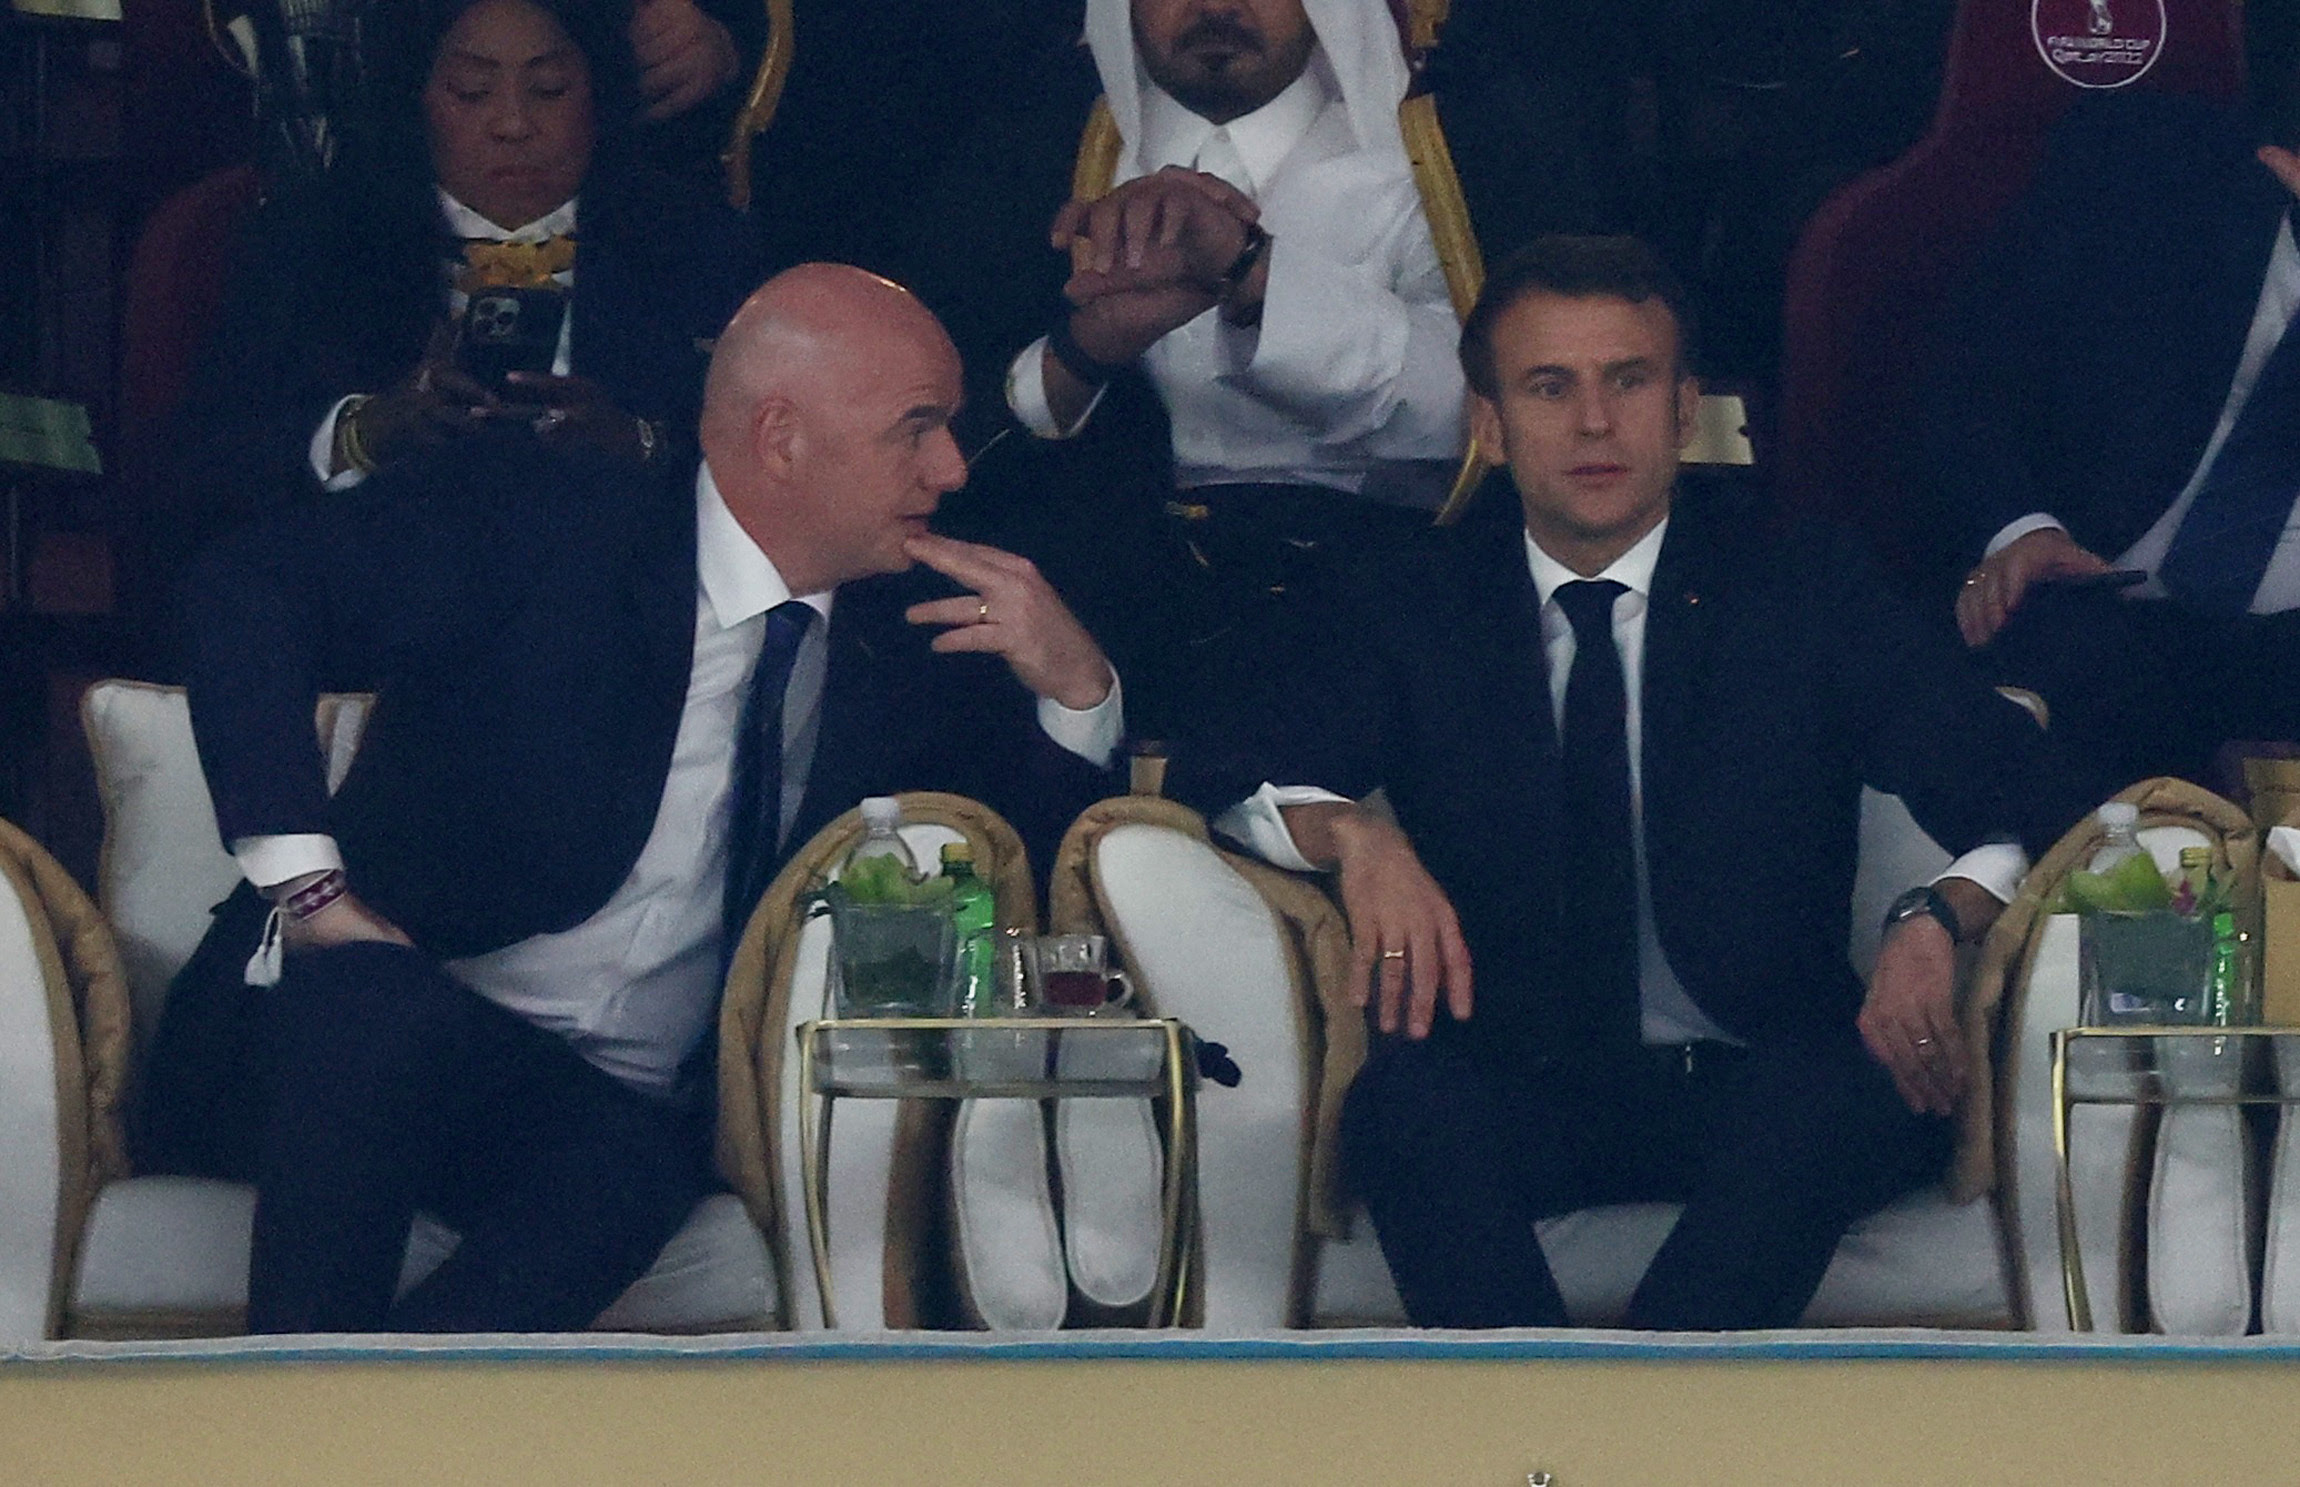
[2089,801,2142,873]
[844,796,917,878]
[942,841,998,1017]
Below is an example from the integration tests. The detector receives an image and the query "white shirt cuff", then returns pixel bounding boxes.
[233,833,345,891]
[311,396,370,491]
[1984,513,2065,559]
[1005,338,1104,440]
[1211,782,1350,872]
[1933,841,2028,905]
[1036,670,1124,769]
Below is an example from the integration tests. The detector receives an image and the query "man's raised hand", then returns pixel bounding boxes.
[1052,166,1260,286]
[902,533,1115,712]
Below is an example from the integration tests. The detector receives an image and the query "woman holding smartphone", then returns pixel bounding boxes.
[161,0,758,615]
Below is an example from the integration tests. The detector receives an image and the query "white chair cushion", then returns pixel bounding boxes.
[81,682,244,1036]
[1053,1062,1162,1310]
[591,1194,777,1333]
[950,1098,1067,1331]
[82,681,372,1035]
[775,821,962,1330]
[0,868,64,1341]
[69,1177,773,1334]
[1849,788,1953,978]
[2147,1041,2253,1335]
[2259,1041,2300,1332]
[2008,913,2144,1332]
[1091,824,1307,1329]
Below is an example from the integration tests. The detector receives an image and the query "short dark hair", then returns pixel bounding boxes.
[1458,236,1698,400]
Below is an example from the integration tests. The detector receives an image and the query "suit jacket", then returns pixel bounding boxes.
[1926,91,2289,568]
[158,159,760,623]
[178,439,1113,963]
[1173,484,2082,1061]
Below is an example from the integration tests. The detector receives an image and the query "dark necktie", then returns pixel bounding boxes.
[1553,579,1640,1042]
[2160,289,2300,617]
[722,599,818,943]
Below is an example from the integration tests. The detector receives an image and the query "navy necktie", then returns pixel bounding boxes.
[2160,294,2300,616]
[723,600,817,944]
[1554,579,1639,1042]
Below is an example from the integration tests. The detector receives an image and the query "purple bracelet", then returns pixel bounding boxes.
[279,869,349,921]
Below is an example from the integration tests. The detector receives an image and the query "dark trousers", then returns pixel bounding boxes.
[151,934,714,1334]
[1987,586,2300,798]
[1340,1031,1951,1330]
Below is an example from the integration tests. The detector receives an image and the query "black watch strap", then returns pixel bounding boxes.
[1882,884,1963,946]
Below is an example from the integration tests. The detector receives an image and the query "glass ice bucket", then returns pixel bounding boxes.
[826,897,956,1019]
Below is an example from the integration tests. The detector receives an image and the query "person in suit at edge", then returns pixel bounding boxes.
[135,263,1125,1334]
[1177,236,2083,1329]
[1930,61,2300,794]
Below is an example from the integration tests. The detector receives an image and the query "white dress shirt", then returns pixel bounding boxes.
[1005,51,1465,504]
[1987,213,2300,613]
[307,190,580,492]
[1217,519,2028,1045]
[234,463,1125,1094]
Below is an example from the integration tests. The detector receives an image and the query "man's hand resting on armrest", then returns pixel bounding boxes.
[267,871,415,954]
[1283,801,1472,1040]
[1859,877,2003,1117]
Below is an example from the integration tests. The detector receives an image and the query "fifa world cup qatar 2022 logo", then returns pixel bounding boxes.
[2032,0,2165,88]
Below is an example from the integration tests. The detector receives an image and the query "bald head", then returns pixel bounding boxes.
[703,264,952,432]
[701,263,968,595]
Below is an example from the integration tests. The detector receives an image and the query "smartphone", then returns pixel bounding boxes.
[456,287,567,395]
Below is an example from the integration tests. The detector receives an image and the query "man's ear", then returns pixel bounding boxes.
[1672,374,1702,452]
[750,395,802,478]
[1467,392,1505,461]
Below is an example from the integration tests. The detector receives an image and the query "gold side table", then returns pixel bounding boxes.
[2051,1026,2300,1330]
[796,1017,1200,1329]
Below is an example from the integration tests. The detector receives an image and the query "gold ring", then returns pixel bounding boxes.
[1962,574,1983,587]
[1380,948,1406,960]
[1914,1036,1936,1048]
[977,600,991,623]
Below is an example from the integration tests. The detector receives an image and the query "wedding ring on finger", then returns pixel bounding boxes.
[976,599,991,624]
[1380,948,1407,961]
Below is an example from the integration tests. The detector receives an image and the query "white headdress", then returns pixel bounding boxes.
[1083,0,1411,162]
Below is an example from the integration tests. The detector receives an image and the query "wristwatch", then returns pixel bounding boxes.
[1882,884,1963,946]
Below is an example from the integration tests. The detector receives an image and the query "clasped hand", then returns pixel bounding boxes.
[1052,167,1264,367]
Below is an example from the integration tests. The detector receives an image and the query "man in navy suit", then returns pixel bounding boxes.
[140,264,1123,1333]
[1181,237,2078,1329]
[1930,78,2300,790]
